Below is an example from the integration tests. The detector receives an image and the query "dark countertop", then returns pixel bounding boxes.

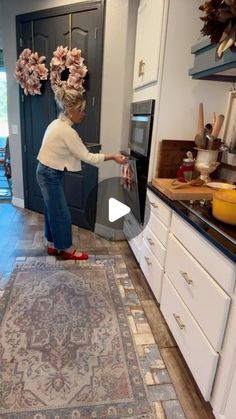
[148,183,236,264]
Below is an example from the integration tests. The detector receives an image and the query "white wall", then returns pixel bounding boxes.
[99,0,138,180]
[0,0,233,206]
[0,0,2,50]
[157,0,229,140]
[132,0,230,181]
[0,0,138,204]
[96,0,139,234]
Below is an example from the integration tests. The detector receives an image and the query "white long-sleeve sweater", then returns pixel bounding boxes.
[37,114,105,171]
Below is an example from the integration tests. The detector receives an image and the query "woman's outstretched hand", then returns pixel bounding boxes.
[104,153,128,164]
[113,154,128,164]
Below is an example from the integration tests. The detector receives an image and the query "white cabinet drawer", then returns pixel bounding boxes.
[166,234,231,351]
[148,212,169,247]
[143,225,166,267]
[223,363,236,419]
[129,237,141,264]
[171,213,235,293]
[124,212,142,243]
[147,189,171,227]
[140,240,164,302]
[161,275,219,400]
[123,222,141,263]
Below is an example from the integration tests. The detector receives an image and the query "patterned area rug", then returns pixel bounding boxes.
[0,257,154,419]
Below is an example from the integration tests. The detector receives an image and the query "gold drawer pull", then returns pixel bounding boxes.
[180,270,193,285]
[150,201,158,208]
[138,59,145,76]
[144,256,152,266]
[147,237,154,246]
[173,313,185,330]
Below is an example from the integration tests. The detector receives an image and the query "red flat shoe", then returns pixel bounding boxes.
[47,247,60,256]
[62,250,88,261]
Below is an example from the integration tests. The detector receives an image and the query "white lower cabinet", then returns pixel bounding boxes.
[165,234,230,351]
[224,366,236,418]
[140,240,164,301]
[140,190,171,302]
[142,225,165,266]
[211,299,236,419]
[148,211,169,247]
[161,275,219,400]
[123,221,142,263]
[170,213,235,293]
[162,212,236,407]
[123,212,142,263]
[125,189,236,411]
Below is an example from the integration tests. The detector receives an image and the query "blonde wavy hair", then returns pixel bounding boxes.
[55,86,85,114]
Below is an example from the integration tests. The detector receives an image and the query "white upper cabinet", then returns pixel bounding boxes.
[133,0,165,89]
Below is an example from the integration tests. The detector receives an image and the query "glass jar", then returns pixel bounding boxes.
[181,158,194,181]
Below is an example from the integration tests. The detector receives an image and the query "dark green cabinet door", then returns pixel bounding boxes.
[17,2,104,230]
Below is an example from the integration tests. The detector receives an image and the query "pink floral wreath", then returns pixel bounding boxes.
[15,49,48,95]
[50,46,88,93]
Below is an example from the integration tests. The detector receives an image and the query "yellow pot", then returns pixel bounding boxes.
[212,190,236,226]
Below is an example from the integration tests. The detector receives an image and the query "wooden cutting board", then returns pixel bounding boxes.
[151,178,213,200]
[156,139,196,178]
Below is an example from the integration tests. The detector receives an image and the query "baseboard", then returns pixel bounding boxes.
[12,196,25,208]
[95,223,125,241]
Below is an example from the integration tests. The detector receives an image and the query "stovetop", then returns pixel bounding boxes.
[179,200,236,246]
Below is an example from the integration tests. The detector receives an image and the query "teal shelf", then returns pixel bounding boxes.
[189,38,236,82]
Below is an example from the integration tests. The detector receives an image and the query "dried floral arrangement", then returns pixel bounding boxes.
[50,46,87,93]
[199,0,236,58]
[15,49,48,95]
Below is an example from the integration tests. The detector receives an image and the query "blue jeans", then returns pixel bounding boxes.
[36,162,72,250]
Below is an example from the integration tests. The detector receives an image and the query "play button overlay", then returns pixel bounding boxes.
[85,177,151,239]
[109,198,130,222]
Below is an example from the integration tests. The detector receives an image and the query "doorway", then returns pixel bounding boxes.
[0,56,11,200]
[16,1,105,230]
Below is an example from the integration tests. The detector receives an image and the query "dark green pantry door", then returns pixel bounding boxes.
[16,1,105,230]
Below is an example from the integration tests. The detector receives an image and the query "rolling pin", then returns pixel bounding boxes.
[212,114,225,138]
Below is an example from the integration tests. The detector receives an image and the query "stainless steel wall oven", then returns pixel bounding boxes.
[122,99,155,224]
[129,99,155,157]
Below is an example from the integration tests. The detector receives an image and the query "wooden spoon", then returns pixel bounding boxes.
[212,112,216,128]
[211,114,224,139]
[172,178,205,189]
[194,134,205,149]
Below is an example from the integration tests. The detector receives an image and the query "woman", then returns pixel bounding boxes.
[36,86,126,260]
